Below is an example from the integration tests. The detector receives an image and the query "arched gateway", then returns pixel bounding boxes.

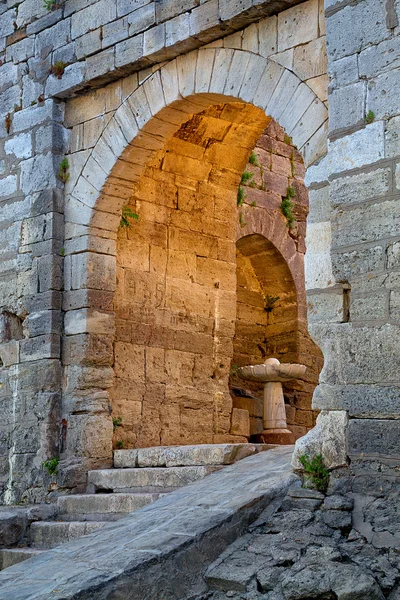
[61,47,327,489]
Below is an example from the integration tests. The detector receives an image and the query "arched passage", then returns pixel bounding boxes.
[61,47,328,487]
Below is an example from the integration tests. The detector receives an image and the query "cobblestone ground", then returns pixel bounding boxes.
[194,474,400,600]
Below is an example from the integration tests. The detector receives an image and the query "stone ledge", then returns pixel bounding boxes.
[0,446,295,600]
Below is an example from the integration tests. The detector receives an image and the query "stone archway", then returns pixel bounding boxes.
[61,47,328,488]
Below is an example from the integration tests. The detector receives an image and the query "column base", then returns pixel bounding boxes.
[255,429,296,445]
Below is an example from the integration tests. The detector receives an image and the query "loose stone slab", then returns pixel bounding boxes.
[0,447,295,600]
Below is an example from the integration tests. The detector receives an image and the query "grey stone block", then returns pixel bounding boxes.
[328,54,359,90]
[22,310,62,338]
[329,82,366,132]
[308,185,330,223]
[127,4,155,36]
[75,29,101,59]
[292,410,348,470]
[331,200,400,249]
[351,290,388,322]
[387,241,400,268]
[324,495,354,511]
[19,334,60,362]
[368,69,400,120]
[330,166,392,208]
[30,521,106,549]
[359,36,400,79]
[20,154,58,196]
[71,0,116,39]
[326,0,387,60]
[332,246,385,281]
[57,492,163,521]
[0,511,27,548]
[307,289,346,323]
[313,384,400,418]
[348,419,400,458]
[0,548,43,570]
[46,63,86,98]
[35,18,71,57]
[88,465,223,492]
[115,34,145,69]
[385,115,400,158]
[312,323,400,385]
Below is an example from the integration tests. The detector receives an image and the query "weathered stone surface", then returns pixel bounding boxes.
[348,419,400,459]
[292,410,348,470]
[88,465,224,493]
[30,521,106,549]
[0,511,27,548]
[0,448,295,598]
[0,549,43,571]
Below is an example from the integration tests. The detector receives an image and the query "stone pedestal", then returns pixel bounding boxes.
[238,357,306,445]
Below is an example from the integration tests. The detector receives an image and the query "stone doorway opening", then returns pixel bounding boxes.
[110,105,322,451]
[230,121,323,442]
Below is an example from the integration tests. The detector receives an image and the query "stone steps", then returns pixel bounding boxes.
[87,465,222,493]
[57,492,165,521]
[0,443,271,571]
[30,521,107,549]
[114,443,269,468]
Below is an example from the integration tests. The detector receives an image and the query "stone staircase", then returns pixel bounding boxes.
[0,444,269,571]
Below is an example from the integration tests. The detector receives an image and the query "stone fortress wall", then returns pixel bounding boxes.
[0,0,398,504]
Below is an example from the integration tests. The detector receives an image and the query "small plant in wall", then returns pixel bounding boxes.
[280,185,296,228]
[248,151,259,166]
[230,363,240,377]
[115,440,124,449]
[365,110,375,124]
[58,158,70,183]
[50,61,66,79]
[43,0,57,9]
[112,416,123,431]
[284,134,293,145]
[298,453,329,493]
[264,294,280,313]
[43,456,60,476]
[120,205,139,228]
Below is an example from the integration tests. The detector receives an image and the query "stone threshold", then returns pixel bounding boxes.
[0,446,295,600]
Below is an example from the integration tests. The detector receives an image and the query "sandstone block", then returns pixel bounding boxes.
[230,408,250,438]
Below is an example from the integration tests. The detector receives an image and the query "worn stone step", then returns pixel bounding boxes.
[88,465,222,493]
[114,443,270,469]
[30,521,107,549]
[0,548,44,571]
[57,493,164,521]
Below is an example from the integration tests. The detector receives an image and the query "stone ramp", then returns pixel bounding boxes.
[0,446,295,600]
[0,443,270,569]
